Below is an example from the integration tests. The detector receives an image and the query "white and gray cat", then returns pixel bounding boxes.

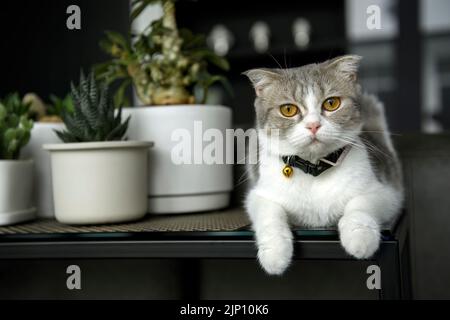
[244,55,404,275]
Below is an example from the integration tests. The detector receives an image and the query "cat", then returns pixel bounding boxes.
[243,55,403,275]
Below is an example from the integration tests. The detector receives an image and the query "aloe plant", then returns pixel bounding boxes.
[95,0,231,106]
[0,93,34,160]
[55,72,130,143]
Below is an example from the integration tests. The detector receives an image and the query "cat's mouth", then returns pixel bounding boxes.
[309,136,321,144]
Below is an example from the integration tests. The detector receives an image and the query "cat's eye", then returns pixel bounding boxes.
[279,104,299,117]
[322,97,341,111]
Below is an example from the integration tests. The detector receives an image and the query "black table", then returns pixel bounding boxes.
[0,208,411,299]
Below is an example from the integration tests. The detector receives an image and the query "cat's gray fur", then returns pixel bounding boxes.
[243,55,404,275]
[245,55,402,190]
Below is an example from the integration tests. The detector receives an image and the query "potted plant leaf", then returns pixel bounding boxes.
[0,93,35,226]
[21,94,72,218]
[44,72,152,225]
[95,0,233,214]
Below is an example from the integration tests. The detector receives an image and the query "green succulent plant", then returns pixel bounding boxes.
[94,0,231,106]
[48,94,74,117]
[55,72,130,143]
[0,93,34,160]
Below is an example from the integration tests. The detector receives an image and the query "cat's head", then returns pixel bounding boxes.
[245,55,363,161]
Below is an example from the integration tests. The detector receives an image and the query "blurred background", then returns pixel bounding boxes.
[1,0,450,299]
[2,0,450,133]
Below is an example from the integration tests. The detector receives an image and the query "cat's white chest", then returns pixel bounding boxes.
[253,148,374,227]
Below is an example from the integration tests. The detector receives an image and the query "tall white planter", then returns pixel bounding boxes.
[44,141,152,225]
[0,160,35,226]
[21,122,64,218]
[123,105,233,214]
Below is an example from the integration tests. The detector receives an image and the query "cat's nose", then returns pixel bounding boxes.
[306,121,321,135]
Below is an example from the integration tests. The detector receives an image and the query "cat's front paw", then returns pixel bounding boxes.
[338,215,380,259]
[257,238,293,275]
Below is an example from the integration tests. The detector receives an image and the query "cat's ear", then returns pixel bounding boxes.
[243,68,281,97]
[324,55,362,82]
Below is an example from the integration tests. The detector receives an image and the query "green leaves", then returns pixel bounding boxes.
[114,78,132,108]
[55,71,130,143]
[0,93,34,159]
[48,94,74,117]
[187,48,230,71]
[196,74,233,104]
[94,0,232,106]
[100,30,132,55]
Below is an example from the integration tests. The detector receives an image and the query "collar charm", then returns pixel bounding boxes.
[282,164,294,178]
[281,147,349,178]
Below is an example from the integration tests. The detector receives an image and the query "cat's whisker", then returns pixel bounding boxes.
[347,129,402,137]
[359,137,393,160]
[289,135,312,145]
[339,133,393,161]
[268,53,283,70]
[242,56,403,275]
[268,53,290,79]
[320,132,370,153]
[234,157,263,188]
[329,136,366,151]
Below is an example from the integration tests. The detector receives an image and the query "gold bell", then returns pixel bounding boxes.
[282,165,293,178]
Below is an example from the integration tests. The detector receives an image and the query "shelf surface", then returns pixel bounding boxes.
[0,207,399,243]
[0,209,408,299]
[0,207,404,261]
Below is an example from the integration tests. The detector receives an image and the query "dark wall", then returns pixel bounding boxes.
[176,0,346,126]
[0,0,130,100]
[0,0,346,128]
[396,134,450,299]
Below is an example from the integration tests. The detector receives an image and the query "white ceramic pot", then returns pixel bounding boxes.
[44,141,153,225]
[0,160,35,226]
[122,105,233,214]
[21,122,65,218]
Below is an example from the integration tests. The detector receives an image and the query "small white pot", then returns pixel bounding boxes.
[123,105,233,214]
[21,122,65,218]
[0,160,35,226]
[44,141,152,225]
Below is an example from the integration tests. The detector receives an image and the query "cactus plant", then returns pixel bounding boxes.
[55,72,130,143]
[94,0,231,106]
[0,93,34,160]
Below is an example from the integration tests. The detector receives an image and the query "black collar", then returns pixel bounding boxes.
[282,147,347,177]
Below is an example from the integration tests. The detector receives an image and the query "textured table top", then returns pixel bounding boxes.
[0,207,405,262]
[0,207,401,242]
[0,207,250,235]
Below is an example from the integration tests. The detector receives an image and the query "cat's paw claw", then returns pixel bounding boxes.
[339,218,380,259]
